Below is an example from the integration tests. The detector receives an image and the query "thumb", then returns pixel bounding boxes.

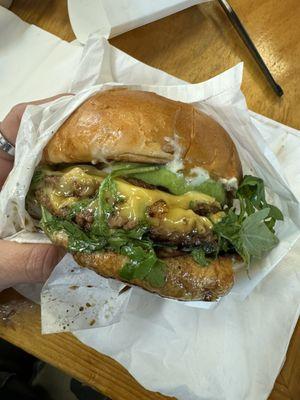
[0,240,65,290]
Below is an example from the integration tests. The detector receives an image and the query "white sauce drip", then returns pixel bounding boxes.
[186,167,210,185]
[219,177,238,191]
[165,135,184,173]
[90,152,110,165]
[102,165,113,174]
[90,133,110,165]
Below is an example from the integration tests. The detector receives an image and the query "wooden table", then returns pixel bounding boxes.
[1,1,299,399]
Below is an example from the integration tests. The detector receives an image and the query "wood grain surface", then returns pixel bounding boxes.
[2,0,300,399]
[0,289,173,400]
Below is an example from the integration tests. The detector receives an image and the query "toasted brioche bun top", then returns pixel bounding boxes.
[43,89,242,181]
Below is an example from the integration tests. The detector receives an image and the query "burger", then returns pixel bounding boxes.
[26,89,283,301]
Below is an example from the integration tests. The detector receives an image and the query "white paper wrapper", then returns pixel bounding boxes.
[75,243,300,400]
[68,0,210,42]
[0,7,83,119]
[1,35,299,308]
[41,254,131,334]
[1,10,300,399]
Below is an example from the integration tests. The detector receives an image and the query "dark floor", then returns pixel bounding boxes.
[0,338,111,400]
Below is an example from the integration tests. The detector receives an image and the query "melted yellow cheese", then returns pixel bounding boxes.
[48,191,78,210]
[209,211,226,224]
[43,167,221,235]
[57,167,103,197]
[149,208,213,234]
[116,179,216,222]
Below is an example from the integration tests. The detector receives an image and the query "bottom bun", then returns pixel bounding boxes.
[52,229,234,301]
[74,251,234,301]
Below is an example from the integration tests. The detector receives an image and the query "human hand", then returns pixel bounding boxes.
[0,96,69,290]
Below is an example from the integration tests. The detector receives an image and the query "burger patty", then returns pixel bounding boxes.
[44,175,60,187]
[146,200,217,247]
[73,208,217,252]
[150,228,216,247]
[192,202,221,216]
[45,175,155,196]
[44,175,101,198]
[107,210,216,248]
[34,187,217,249]
[34,188,68,218]
[43,173,220,216]
[75,208,94,231]
[32,169,222,251]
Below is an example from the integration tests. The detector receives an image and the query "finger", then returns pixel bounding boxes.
[0,158,12,188]
[0,93,72,146]
[0,240,65,289]
[0,93,73,169]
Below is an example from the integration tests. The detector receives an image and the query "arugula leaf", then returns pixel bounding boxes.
[118,242,166,287]
[241,208,279,261]
[146,260,166,287]
[41,206,106,253]
[31,168,45,189]
[213,175,284,265]
[237,175,266,205]
[91,175,123,236]
[191,248,209,267]
[268,204,284,221]
[213,210,241,241]
[214,208,279,264]
[67,198,95,221]
[265,205,284,232]
[213,210,244,258]
[67,237,105,253]
[237,175,283,219]
[235,176,283,243]
[121,243,158,279]
[118,262,136,281]
[107,235,128,252]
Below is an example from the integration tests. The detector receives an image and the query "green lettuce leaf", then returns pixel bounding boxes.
[191,248,209,267]
[241,208,279,262]
[41,206,106,253]
[214,207,280,265]
[111,162,226,202]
